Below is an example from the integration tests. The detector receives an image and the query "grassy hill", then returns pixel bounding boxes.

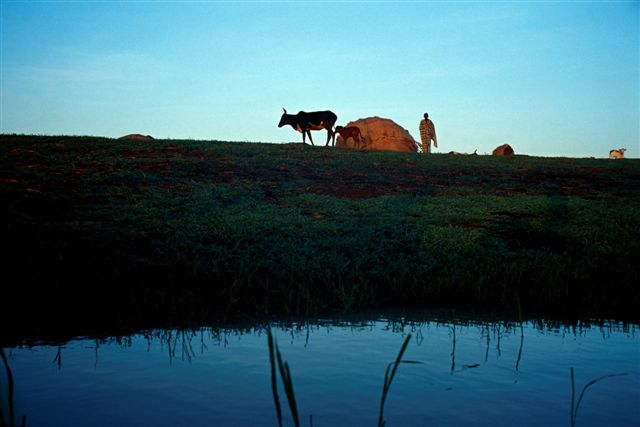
[1,134,639,340]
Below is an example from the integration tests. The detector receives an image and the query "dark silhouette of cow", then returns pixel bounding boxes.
[335,125,362,148]
[278,108,337,146]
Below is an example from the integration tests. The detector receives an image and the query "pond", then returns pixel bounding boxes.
[2,315,639,427]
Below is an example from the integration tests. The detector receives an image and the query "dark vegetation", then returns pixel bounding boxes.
[1,135,639,342]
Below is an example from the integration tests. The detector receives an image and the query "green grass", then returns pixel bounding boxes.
[1,134,639,340]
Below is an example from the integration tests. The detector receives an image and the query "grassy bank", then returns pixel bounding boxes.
[1,134,639,338]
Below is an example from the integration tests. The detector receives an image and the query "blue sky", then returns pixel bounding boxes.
[1,1,638,158]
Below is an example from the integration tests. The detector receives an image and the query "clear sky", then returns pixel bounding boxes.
[1,1,638,158]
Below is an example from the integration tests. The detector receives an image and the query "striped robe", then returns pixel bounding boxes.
[419,119,437,153]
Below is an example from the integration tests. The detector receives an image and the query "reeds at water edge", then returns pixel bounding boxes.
[267,330,419,427]
[265,329,633,427]
[268,330,300,427]
[0,349,26,427]
[377,334,421,427]
[569,368,628,427]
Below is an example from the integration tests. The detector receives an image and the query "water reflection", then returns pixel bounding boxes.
[2,316,639,427]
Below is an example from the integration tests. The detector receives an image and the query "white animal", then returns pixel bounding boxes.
[609,148,627,159]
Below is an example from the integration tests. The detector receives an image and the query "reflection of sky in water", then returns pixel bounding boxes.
[3,320,639,427]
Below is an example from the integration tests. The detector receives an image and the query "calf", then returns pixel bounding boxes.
[335,125,362,148]
[609,148,627,159]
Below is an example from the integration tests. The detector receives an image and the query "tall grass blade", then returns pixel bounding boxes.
[267,330,283,427]
[0,349,15,427]
[515,322,524,372]
[377,334,414,427]
[570,368,575,427]
[268,329,300,427]
[276,348,300,427]
[570,367,628,427]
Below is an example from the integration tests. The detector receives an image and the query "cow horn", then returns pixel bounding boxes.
[282,108,287,114]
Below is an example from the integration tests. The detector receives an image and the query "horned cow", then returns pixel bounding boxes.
[609,148,627,159]
[335,125,363,149]
[278,108,338,146]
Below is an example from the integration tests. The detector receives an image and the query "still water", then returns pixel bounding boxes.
[2,317,639,427]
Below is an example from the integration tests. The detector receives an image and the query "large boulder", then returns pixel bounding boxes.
[119,134,154,140]
[492,144,514,156]
[335,117,418,153]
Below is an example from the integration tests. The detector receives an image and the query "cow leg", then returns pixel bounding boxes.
[326,128,334,146]
[306,130,314,146]
[332,123,337,146]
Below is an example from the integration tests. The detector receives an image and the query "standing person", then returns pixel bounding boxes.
[419,113,438,153]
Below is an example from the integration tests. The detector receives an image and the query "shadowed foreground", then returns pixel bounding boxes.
[1,135,639,341]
